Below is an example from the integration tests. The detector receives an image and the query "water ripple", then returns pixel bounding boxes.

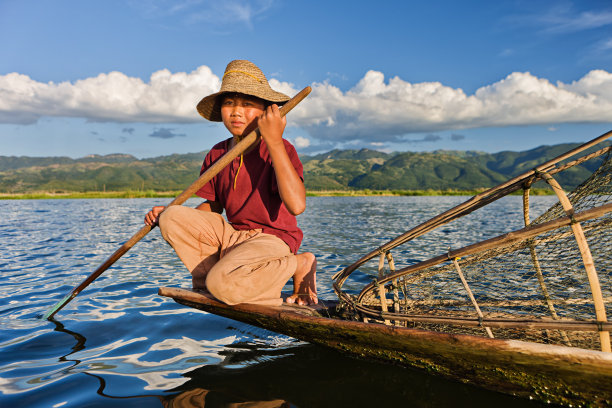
[0,196,556,407]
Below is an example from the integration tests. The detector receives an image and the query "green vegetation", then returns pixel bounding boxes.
[0,190,183,200]
[306,188,554,197]
[0,141,607,199]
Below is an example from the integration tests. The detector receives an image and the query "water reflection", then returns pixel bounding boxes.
[161,344,544,408]
[163,388,288,408]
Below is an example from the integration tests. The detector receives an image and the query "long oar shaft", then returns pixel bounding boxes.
[43,86,311,320]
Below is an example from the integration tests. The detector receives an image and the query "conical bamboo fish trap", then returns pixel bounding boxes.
[334,131,612,353]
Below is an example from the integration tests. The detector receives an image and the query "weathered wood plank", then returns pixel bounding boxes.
[159,286,612,407]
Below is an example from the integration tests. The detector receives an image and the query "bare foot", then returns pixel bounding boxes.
[286,252,317,306]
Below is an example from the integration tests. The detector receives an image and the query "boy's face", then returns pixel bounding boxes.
[221,93,266,138]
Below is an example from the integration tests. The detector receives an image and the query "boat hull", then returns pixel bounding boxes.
[159,287,612,406]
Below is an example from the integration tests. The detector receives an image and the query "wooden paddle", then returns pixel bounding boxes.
[42,86,312,320]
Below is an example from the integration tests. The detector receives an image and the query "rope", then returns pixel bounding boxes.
[233,154,243,190]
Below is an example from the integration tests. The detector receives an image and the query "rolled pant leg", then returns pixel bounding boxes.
[159,206,297,305]
[206,232,297,306]
[159,206,230,289]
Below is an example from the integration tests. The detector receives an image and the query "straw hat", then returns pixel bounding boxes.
[196,60,290,122]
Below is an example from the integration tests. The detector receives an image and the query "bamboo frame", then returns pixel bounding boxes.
[386,252,401,316]
[350,305,612,332]
[522,186,572,346]
[538,170,611,352]
[377,253,390,325]
[391,296,612,309]
[452,258,494,338]
[550,146,611,176]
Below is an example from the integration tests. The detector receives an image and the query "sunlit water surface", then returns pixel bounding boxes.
[0,196,557,407]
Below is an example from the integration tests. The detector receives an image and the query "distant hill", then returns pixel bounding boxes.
[0,152,208,193]
[0,141,608,194]
[346,151,507,190]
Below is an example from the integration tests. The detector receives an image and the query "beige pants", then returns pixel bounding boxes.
[159,206,297,306]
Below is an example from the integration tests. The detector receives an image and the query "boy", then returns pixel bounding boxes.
[145,60,317,306]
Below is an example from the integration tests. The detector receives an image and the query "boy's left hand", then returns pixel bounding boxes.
[257,104,286,147]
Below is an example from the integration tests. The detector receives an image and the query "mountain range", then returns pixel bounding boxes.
[0,141,608,194]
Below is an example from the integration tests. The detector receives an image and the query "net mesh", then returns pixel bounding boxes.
[337,148,611,351]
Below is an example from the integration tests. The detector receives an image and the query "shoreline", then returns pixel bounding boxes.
[0,188,554,200]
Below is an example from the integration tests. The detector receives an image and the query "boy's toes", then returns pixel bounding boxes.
[285,294,318,305]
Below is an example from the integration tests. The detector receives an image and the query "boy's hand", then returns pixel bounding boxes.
[257,104,286,147]
[257,103,306,215]
[145,206,165,226]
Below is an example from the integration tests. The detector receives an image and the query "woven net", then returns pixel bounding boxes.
[335,142,611,351]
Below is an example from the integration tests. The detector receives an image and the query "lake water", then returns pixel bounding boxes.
[0,196,558,408]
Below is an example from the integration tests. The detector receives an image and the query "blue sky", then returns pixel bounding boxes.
[0,0,611,158]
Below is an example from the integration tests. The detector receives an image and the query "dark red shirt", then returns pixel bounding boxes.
[196,138,304,253]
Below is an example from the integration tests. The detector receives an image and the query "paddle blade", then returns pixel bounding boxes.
[42,292,75,320]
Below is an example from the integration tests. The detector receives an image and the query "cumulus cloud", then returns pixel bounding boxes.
[1,66,611,146]
[149,128,186,139]
[297,141,339,155]
[293,136,310,148]
[288,69,612,143]
[0,66,219,124]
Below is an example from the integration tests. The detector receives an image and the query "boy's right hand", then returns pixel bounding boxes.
[145,206,166,226]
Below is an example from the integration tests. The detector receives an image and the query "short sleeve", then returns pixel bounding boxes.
[270,140,304,193]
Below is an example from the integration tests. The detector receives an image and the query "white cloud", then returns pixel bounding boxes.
[600,38,612,51]
[540,7,612,34]
[289,69,612,142]
[1,67,611,145]
[510,3,612,35]
[133,0,275,28]
[588,37,612,58]
[293,136,310,148]
[0,66,219,124]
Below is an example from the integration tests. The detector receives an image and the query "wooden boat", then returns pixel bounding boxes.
[159,131,612,406]
[159,287,612,406]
